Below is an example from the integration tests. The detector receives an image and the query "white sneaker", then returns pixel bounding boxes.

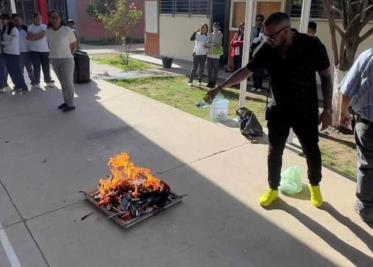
[188,82,193,86]
[32,84,41,89]
[256,88,262,93]
[0,88,5,93]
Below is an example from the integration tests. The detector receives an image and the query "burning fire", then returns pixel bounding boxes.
[98,153,164,206]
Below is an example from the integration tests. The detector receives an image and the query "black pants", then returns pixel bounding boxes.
[189,55,206,83]
[30,51,52,84]
[207,57,219,87]
[233,55,242,71]
[267,112,322,190]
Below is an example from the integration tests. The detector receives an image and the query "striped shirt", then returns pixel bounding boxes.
[339,48,373,121]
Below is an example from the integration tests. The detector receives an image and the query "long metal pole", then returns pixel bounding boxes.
[10,0,17,13]
[239,0,256,107]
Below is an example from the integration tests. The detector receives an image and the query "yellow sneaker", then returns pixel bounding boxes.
[309,185,323,208]
[259,189,279,207]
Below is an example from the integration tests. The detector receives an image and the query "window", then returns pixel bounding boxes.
[175,0,189,13]
[160,0,173,14]
[191,0,209,14]
[160,0,210,15]
[289,0,341,18]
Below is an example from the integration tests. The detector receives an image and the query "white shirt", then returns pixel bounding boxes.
[18,28,29,53]
[2,27,20,55]
[27,24,49,52]
[46,26,77,59]
[193,32,208,55]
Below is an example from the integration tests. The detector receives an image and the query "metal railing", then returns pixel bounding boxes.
[290,0,342,19]
[160,0,210,15]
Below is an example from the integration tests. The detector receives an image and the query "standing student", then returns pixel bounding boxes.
[0,16,7,92]
[206,22,223,88]
[67,19,79,49]
[46,10,77,112]
[250,15,265,92]
[188,23,208,86]
[230,22,244,71]
[0,14,28,92]
[13,14,35,86]
[27,13,53,88]
[251,15,265,43]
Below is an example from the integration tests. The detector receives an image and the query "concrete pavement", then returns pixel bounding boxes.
[0,65,372,267]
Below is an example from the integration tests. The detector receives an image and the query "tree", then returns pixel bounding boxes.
[321,0,373,125]
[87,0,143,64]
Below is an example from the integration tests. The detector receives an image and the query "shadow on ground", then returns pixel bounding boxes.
[0,80,368,267]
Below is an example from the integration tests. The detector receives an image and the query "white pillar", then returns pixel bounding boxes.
[10,0,17,13]
[239,0,256,107]
[287,0,312,145]
[299,0,312,33]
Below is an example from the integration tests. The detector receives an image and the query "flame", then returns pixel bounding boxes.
[97,153,163,205]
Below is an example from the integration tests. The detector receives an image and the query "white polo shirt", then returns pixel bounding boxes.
[46,26,77,59]
[27,24,49,52]
[2,27,20,55]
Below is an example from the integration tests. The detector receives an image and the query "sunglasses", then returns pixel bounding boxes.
[264,26,289,40]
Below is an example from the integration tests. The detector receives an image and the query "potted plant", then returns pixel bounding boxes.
[161,56,173,69]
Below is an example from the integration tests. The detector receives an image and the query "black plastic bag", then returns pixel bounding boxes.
[236,107,263,137]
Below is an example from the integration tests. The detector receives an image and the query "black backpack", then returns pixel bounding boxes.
[236,107,263,137]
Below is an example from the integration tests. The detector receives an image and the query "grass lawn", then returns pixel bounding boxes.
[114,76,267,123]
[91,54,152,71]
[113,76,357,178]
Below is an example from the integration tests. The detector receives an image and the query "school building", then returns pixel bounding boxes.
[1,0,145,42]
[144,0,373,65]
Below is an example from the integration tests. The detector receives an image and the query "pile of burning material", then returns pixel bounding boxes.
[84,153,182,228]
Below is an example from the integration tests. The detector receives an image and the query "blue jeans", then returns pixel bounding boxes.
[4,54,27,91]
[355,121,373,222]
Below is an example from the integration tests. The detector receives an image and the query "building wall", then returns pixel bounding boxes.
[151,0,372,64]
[72,0,145,42]
[159,15,209,61]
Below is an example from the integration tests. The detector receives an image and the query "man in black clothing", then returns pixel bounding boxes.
[205,12,333,208]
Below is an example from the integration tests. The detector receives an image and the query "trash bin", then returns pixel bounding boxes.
[162,57,173,68]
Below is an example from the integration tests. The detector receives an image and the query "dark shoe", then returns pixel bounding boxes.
[206,82,214,88]
[46,80,55,87]
[207,82,216,88]
[58,103,67,110]
[355,205,373,223]
[61,106,76,112]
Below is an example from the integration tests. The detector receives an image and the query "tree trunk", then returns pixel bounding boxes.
[332,68,346,126]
